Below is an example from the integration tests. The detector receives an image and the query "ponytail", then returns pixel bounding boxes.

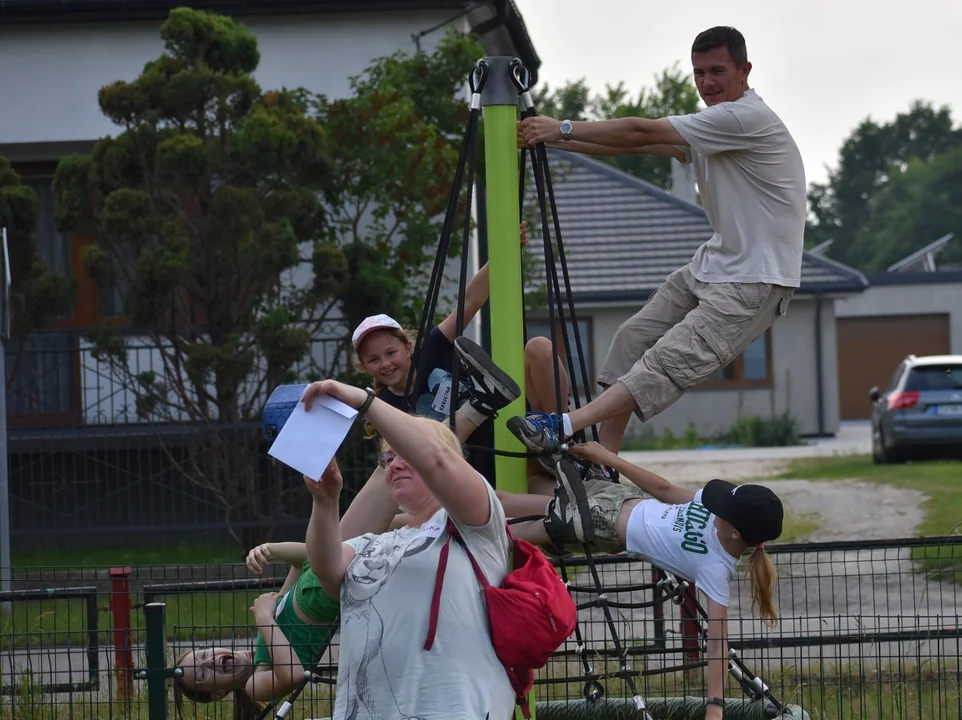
[746,545,778,628]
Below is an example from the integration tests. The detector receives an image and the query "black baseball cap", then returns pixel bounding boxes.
[701,479,783,546]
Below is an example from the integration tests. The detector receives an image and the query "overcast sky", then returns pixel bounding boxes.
[514,0,962,187]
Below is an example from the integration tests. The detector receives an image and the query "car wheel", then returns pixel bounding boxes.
[874,427,904,465]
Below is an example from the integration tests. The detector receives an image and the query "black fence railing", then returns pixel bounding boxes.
[2,328,390,556]
[2,535,961,719]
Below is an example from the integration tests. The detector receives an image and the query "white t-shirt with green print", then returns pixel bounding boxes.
[624,489,738,606]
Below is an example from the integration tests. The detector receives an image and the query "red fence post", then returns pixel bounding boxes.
[681,581,701,666]
[110,567,134,699]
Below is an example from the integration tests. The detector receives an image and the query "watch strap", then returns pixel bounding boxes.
[358,387,376,415]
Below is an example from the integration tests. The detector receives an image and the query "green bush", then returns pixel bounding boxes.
[714,411,801,447]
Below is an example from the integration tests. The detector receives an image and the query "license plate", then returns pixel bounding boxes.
[934,405,962,416]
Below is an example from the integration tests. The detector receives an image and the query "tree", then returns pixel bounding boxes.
[52,9,483,549]
[531,63,702,189]
[304,29,483,331]
[806,101,962,269]
[0,158,76,391]
[853,145,962,271]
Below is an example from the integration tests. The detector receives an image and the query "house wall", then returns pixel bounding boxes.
[0,11,456,149]
[0,10,481,426]
[578,296,841,441]
[835,280,962,352]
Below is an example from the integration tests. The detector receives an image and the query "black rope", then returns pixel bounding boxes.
[404,60,488,410]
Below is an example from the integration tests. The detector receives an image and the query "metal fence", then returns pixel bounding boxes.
[2,535,961,719]
[5,328,382,555]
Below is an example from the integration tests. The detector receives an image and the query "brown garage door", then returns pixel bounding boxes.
[837,314,951,419]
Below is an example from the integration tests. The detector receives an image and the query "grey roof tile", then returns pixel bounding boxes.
[520,150,868,303]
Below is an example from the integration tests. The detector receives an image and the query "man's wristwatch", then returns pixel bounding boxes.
[707,696,725,709]
[357,387,376,415]
[559,119,573,141]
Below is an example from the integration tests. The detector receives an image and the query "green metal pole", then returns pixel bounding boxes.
[479,56,531,720]
[480,57,526,497]
[144,602,169,720]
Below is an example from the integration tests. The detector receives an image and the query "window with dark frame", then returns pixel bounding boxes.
[6,174,83,426]
[704,331,772,388]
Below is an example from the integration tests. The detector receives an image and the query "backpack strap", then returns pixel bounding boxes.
[424,518,489,651]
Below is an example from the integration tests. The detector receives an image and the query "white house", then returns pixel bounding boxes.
[520,151,869,440]
[0,0,539,429]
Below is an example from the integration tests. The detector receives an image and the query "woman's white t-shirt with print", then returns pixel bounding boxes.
[333,482,514,720]
[624,489,738,606]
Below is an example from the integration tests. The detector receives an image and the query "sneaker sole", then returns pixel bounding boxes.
[507,415,552,454]
[556,456,595,544]
[454,336,521,404]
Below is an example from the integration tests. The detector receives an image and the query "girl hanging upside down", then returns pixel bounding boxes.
[497,441,784,720]
[172,457,401,720]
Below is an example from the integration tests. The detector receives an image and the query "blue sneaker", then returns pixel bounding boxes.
[507,411,567,457]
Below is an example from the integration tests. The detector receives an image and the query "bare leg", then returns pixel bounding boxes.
[453,407,481,442]
[566,383,637,445]
[496,490,552,519]
[524,337,571,492]
[525,337,569,414]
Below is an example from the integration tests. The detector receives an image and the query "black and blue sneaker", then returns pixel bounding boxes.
[507,411,567,455]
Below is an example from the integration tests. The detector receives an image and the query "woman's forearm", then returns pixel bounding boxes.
[363,397,489,526]
[305,498,348,597]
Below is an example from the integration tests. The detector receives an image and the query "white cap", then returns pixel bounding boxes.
[351,314,403,350]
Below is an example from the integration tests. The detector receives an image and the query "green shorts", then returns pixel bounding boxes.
[253,562,339,670]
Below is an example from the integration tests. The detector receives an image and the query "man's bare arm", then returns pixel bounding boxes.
[547,139,687,161]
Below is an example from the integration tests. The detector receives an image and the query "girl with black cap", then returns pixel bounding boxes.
[498,440,784,720]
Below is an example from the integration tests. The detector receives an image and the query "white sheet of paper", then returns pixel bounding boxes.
[267,395,358,481]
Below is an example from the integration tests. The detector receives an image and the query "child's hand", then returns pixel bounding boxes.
[246,543,272,575]
[251,592,278,620]
[569,441,613,466]
[519,220,528,246]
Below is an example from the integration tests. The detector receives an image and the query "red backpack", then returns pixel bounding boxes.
[423,518,577,718]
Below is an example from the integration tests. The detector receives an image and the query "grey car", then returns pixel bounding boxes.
[869,354,962,464]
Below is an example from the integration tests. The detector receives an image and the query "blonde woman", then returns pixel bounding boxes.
[499,441,783,720]
[300,378,515,720]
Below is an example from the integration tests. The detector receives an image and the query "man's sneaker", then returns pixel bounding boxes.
[453,336,521,417]
[543,456,595,546]
[507,411,567,456]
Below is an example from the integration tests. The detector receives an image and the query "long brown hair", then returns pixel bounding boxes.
[173,650,262,720]
[352,325,417,438]
[746,545,778,628]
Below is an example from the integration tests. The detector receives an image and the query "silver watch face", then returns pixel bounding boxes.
[560,120,572,136]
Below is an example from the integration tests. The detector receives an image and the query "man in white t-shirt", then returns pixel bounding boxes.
[510,26,806,457]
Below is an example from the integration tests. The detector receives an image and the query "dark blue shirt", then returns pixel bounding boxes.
[377,327,496,486]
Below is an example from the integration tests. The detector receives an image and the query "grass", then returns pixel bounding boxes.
[777,511,821,543]
[10,542,242,569]
[0,587,276,651]
[1,662,958,720]
[773,453,962,581]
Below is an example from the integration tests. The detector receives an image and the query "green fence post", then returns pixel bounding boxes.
[144,602,170,720]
